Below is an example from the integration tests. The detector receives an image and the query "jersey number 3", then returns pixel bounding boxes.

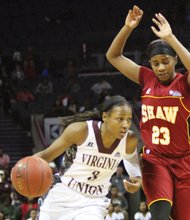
[152,126,170,145]
[87,171,100,181]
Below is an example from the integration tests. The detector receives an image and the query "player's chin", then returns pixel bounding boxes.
[117,133,126,139]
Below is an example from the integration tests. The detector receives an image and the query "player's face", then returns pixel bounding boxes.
[150,54,176,84]
[103,105,132,139]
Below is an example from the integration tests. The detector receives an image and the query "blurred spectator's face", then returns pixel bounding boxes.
[0,170,5,183]
[108,203,114,212]
[0,212,5,220]
[114,204,121,212]
[111,187,119,196]
[30,209,37,219]
[116,166,123,175]
[139,201,147,212]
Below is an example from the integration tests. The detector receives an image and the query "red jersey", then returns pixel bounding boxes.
[139,66,190,157]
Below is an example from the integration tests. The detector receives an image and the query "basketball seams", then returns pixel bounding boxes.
[11,156,53,198]
[26,156,32,197]
[36,157,45,197]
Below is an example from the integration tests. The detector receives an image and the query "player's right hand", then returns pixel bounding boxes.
[125,5,143,30]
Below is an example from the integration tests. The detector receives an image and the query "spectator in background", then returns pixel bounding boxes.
[52,92,71,115]
[12,50,22,63]
[40,61,51,77]
[134,201,151,220]
[65,78,81,96]
[34,78,53,95]
[90,79,112,97]
[0,65,9,80]
[25,208,38,220]
[20,198,38,220]
[23,60,36,78]
[111,166,129,196]
[105,203,115,220]
[16,86,35,110]
[110,185,128,214]
[0,210,5,220]
[0,148,10,169]
[0,167,11,196]
[2,80,16,114]
[11,64,25,81]
[67,97,77,114]
[63,60,77,80]
[0,193,17,220]
[90,79,112,105]
[112,204,126,220]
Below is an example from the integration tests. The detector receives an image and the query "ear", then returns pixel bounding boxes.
[102,112,107,122]
[174,56,178,65]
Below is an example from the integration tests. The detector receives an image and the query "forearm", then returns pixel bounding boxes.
[165,34,190,72]
[33,150,53,162]
[106,25,133,60]
[123,150,142,178]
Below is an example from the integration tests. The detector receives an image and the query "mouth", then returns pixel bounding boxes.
[157,73,168,79]
[120,131,127,137]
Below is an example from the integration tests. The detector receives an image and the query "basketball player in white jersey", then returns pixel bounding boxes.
[34,95,142,220]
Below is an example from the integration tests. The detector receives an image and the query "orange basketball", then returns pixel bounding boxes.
[11,156,53,198]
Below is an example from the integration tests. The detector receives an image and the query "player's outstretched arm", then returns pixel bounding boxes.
[151,13,190,85]
[34,122,87,162]
[106,5,143,84]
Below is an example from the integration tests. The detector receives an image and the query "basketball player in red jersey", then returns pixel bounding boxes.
[106,5,190,220]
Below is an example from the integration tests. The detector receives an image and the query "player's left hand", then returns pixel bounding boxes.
[123,176,142,193]
[151,13,173,40]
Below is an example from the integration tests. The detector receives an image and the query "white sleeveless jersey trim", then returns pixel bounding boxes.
[61,120,128,197]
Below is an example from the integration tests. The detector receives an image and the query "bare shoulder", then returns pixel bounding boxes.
[126,130,138,154]
[63,121,88,146]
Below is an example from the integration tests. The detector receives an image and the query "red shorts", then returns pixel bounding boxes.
[142,148,190,220]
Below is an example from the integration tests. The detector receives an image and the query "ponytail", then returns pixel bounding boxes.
[59,95,130,130]
[59,110,101,130]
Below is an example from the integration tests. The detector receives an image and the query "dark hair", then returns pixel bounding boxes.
[60,95,130,129]
[100,95,131,115]
[146,39,176,59]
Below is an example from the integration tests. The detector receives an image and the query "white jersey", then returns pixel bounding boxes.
[61,120,128,197]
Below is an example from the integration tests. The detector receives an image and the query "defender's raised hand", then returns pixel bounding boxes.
[151,13,173,40]
[125,5,143,30]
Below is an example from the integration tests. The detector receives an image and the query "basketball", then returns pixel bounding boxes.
[11,156,53,198]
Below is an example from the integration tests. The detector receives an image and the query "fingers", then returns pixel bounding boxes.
[152,13,168,27]
[155,13,167,24]
[151,26,158,35]
[123,179,140,193]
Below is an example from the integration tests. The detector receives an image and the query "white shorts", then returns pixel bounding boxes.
[39,183,110,220]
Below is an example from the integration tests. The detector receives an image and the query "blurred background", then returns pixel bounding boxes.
[0,0,188,219]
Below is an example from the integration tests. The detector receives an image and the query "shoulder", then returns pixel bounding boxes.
[139,66,156,86]
[125,130,138,154]
[66,121,88,132]
[62,121,89,146]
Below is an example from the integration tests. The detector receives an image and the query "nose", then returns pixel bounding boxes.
[122,120,131,129]
[158,63,166,71]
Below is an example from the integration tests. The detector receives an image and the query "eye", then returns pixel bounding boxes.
[127,118,132,123]
[151,62,159,67]
[163,60,170,65]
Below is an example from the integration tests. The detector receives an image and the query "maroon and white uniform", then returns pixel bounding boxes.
[39,120,130,220]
